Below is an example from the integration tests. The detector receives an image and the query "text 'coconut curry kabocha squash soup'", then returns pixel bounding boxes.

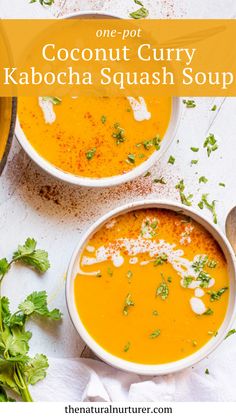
[18,96,171,178]
[74,209,229,364]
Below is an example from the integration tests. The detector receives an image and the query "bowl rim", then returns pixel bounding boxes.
[66,199,236,375]
[15,10,182,187]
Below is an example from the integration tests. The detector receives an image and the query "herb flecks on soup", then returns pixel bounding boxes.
[18,97,171,178]
[74,209,229,365]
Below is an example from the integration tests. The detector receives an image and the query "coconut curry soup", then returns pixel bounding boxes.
[18,96,171,178]
[74,209,229,365]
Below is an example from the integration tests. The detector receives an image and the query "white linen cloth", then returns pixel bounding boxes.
[30,333,236,401]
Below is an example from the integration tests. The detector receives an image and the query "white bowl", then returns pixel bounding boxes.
[66,200,236,375]
[15,11,182,188]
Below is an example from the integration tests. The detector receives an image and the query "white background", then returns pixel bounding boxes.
[0,0,236,401]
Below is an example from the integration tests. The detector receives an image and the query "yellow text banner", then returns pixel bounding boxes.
[0,19,236,96]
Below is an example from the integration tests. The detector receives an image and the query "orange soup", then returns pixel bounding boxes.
[74,209,229,364]
[18,96,171,178]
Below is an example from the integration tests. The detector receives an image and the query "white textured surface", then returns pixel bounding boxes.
[0,0,236,400]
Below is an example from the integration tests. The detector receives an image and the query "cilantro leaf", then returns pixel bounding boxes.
[168,155,175,165]
[24,354,49,385]
[0,327,32,358]
[0,297,11,325]
[198,194,217,224]
[156,274,169,300]
[130,6,149,19]
[149,329,161,339]
[123,293,135,316]
[13,238,50,272]
[225,329,236,339]
[208,287,228,302]
[30,1,55,7]
[183,99,196,108]
[123,342,131,352]
[42,96,61,105]
[0,259,10,276]
[175,179,193,206]
[204,133,218,157]
[19,291,62,320]
[199,176,208,184]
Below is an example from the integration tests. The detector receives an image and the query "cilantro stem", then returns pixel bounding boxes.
[15,364,33,402]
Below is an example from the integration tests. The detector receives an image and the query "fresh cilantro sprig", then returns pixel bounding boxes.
[0,238,62,402]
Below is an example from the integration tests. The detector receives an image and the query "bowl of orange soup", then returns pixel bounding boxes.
[14,11,180,187]
[16,95,180,187]
[66,200,236,374]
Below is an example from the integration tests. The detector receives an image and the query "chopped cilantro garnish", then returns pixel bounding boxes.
[126,270,133,281]
[101,115,106,124]
[198,271,211,288]
[191,147,199,152]
[211,105,217,111]
[42,96,61,105]
[123,293,135,316]
[204,133,218,157]
[198,194,217,224]
[219,182,225,187]
[149,329,161,339]
[126,153,136,164]
[175,179,193,206]
[192,256,208,272]
[130,6,149,19]
[156,274,169,300]
[107,267,113,277]
[208,287,228,302]
[191,159,198,165]
[112,123,125,144]
[199,176,208,184]
[153,177,166,184]
[142,136,161,151]
[183,276,194,288]
[168,155,175,165]
[204,308,214,315]
[208,259,217,268]
[152,310,158,316]
[144,171,151,177]
[154,254,168,266]
[183,99,196,108]
[85,148,96,160]
[225,329,236,339]
[208,330,218,337]
[124,341,131,352]
[31,0,54,5]
[205,368,210,374]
